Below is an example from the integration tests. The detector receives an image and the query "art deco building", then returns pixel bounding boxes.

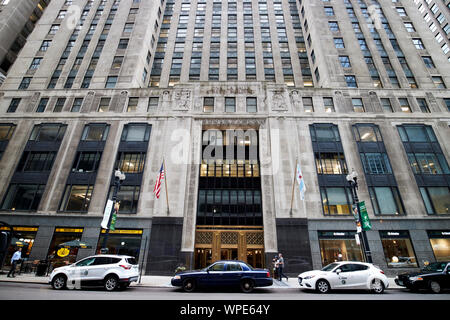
[0,0,449,276]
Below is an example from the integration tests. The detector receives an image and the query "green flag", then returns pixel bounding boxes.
[358,201,372,231]
[110,211,117,231]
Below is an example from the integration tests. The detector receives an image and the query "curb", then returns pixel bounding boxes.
[0,278,403,290]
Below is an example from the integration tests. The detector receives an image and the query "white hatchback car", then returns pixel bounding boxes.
[298,261,389,294]
[49,254,139,291]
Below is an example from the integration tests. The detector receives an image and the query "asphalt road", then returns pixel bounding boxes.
[0,282,449,300]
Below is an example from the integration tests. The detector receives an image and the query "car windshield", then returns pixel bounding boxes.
[422,262,448,272]
[321,263,340,272]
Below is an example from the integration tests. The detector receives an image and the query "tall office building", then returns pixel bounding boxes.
[0,0,52,85]
[0,0,449,276]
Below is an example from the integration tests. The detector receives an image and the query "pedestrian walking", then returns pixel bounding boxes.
[272,257,278,279]
[7,248,22,278]
[277,253,288,282]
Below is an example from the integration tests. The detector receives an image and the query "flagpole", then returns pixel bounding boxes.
[289,158,298,217]
[163,157,170,215]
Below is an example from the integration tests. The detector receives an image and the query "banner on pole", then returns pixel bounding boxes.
[101,200,114,229]
[358,201,372,231]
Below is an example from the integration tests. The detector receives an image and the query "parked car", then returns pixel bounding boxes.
[395,261,450,293]
[297,261,389,294]
[171,260,273,293]
[49,254,139,291]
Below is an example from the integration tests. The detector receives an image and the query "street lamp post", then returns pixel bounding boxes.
[101,170,126,254]
[346,169,372,263]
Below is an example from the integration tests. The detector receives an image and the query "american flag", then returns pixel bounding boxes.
[153,162,164,199]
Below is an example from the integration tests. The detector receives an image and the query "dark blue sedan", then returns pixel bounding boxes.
[171,260,273,293]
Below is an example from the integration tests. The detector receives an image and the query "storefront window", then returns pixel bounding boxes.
[428,231,450,261]
[96,229,142,259]
[0,226,37,266]
[380,231,418,268]
[47,227,84,267]
[318,231,363,267]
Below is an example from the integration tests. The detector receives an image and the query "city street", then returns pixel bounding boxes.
[0,282,449,300]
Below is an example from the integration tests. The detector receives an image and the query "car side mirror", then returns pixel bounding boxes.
[335,269,342,274]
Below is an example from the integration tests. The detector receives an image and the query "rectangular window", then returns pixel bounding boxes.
[339,56,351,68]
[225,97,236,113]
[246,97,257,113]
[420,187,449,215]
[16,152,56,172]
[422,56,435,68]
[71,98,83,112]
[428,231,450,262]
[203,97,214,113]
[323,97,335,112]
[105,76,117,88]
[36,98,49,113]
[319,232,363,266]
[116,152,146,173]
[345,75,357,88]
[302,97,314,112]
[71,152,102,173]
[1,184,45,211]
[53,98,66,112]
[380,98,393,112]
[380,231,418,268]
[399,98,411,113]
[107,185,140,213]
[121,124,150,142]
[7,98,21,113]
[19,77,32,90]
[29,58,42,70]
[81,124,109,141]
[334,38,345,49]
[369,187,405,215]
[407,153,449,175]
[148,97,159,110]
[320,187,353,215]
[59,185,94,212]
[127,97,139,112]
[98,97,111,112]
[315,153,347,175]
[352,98,364,112]
[417,98,430,113]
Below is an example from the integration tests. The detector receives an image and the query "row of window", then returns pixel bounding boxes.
[7,94,450,114]
[312,123,449,216]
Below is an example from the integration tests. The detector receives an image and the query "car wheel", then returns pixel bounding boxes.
[182,279,196,292]
[104,275,119,292]
[429,281,441,294]
[51,274,67,290]
[240,279,255,293]
[371,278,385,294]
[316,279,330,294]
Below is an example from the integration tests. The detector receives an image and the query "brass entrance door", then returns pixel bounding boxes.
[194,226,264,269]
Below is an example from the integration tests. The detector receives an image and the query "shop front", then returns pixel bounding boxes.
[318,231,363,267]
[0,226,38,266]
[96,229,143,260]
[428,230,450,262]
[379,231,418,268]
[47,227,84,268]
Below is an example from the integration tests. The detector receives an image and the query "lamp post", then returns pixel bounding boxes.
[101,170,126,254]
[346,169,372,263]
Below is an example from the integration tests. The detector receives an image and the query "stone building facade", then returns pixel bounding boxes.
[0,0,449,276]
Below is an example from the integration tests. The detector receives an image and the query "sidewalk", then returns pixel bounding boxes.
[0,273,402,289]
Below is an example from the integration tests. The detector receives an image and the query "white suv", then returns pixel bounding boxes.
[49,254,139,291]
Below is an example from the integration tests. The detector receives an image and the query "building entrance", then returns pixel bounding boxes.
[194,226,264,269]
